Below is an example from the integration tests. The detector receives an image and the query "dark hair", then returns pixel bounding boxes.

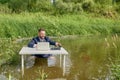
[38,28,45,32]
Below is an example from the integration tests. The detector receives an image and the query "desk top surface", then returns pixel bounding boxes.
[19,47,68,55]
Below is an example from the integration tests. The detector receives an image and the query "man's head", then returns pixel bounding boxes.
[38,28,46,39]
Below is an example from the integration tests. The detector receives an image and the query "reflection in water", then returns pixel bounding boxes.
[62,36,112,80]
[0,74,8,80]
[20,55,71,80]
[22,58,62,80]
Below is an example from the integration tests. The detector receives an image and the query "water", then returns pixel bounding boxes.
[0,35,120,80]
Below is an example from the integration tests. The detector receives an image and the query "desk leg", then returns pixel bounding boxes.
[21,55,24,77]
[63,55,66,76]
[60,54,62,67]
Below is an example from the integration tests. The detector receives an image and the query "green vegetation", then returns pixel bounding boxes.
[0,0,120,38]
[0,12,120,38]
[105,35,120,80]
[0,0,120,16]
[110,61,120,79]
[0,0,120,79]
[0,38,27,66]
[36,67,48,80]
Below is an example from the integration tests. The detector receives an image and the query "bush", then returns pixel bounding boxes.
[115,5,120,14]
[63,0,84,3]
[8,0,28,13]
[8,0,38,13]
[0,38,24,66]
[0,0,10,4]
[98,5,117,18]
[55,1,69,14]
[0,3,11,13]
[31,0,54,12]
[55,1,83,14]
[82,0,95,12]
[94,0,112,5]
[73,3,83,13]
[0,0,119,15]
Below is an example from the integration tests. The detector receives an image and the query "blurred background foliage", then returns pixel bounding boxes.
[0,0,120,16]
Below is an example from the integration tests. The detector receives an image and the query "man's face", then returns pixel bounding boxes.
[38,31,46,39]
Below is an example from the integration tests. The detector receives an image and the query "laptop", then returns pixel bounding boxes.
[36,42,50,51]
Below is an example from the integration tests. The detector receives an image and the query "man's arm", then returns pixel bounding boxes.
[46,37,56,45]
[28,38,37,48]
[46,37,61,46]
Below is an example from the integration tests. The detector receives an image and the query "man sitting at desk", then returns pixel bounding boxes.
[28,28,61,58]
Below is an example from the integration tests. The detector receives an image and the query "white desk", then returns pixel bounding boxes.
[19,47,68,76]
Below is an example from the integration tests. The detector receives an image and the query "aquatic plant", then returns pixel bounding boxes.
[104,34,120,80]
[36,67,48,80]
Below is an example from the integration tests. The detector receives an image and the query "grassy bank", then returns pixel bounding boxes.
[0,12,120,38]
[0,38,28,66]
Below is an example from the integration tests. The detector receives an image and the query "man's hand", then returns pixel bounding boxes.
[55,42,61,47]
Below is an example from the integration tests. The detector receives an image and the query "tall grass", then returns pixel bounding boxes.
[0,38,28,66]
[0,12,120,38]
[105,35,120,80]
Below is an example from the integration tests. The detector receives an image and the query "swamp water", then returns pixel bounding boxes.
[0,35,120,80]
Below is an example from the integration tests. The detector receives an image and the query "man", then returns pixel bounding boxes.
[28,28,61,58]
